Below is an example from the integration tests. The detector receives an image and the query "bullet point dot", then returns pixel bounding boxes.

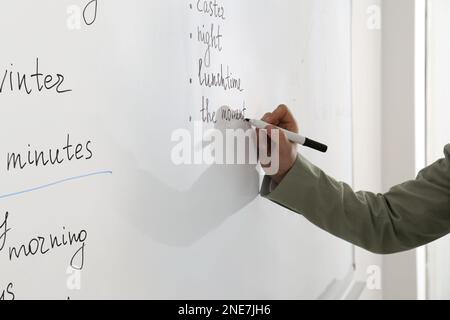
[189,4,193,9]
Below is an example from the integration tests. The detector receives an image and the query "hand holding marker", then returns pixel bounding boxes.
[245,119,328,153]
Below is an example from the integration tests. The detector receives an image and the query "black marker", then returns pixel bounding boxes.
[245,118,328,153]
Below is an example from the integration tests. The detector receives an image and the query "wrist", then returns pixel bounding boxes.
[271,158,296,184]
[271,152,298,185]
[271,172,287,185]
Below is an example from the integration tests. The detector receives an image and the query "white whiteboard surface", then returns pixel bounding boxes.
[0,0,353,299]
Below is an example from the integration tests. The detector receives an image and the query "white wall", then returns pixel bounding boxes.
[352,0,427,299]
[381,0,419,300]
[426,0,450,300]
[352,0,383,300]
[354,0,450,301]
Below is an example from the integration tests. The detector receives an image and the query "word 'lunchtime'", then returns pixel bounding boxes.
[198,58,243,92]
[0,58,72,95]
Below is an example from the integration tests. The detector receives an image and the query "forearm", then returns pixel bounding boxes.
[261,147,450,254]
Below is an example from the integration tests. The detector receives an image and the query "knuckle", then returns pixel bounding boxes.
[277,104,288,112]
[262,112,272,120]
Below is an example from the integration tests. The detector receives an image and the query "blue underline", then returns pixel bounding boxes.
[0,170,113,200]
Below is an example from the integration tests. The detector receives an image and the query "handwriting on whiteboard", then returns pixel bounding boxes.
[0,211,88,299]
[1,212,87,270]
[67,0,99,30]
[5,134,92,172]
[188,0,246,124]
[0,58,72,95]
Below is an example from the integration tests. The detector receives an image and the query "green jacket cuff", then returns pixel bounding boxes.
[261,155,313,215]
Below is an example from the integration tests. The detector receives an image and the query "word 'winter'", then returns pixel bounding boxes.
[0,58,72,95]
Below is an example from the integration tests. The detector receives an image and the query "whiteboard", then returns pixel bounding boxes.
[0,0,353,299]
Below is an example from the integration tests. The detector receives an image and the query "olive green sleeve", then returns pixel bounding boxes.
[261,145,450,254]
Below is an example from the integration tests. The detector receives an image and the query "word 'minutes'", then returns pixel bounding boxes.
[0,58,72,95]
[6,134,93,172]
[0,282,14,301]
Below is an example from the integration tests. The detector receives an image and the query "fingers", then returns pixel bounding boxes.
[256,110,298,179]
[261,112,272,123]
[265,125,277,140]
[265,104,299,133]
[257,126,275,166]
[259,125,288,170]
[256,122,292,167]
[265,125,289,145]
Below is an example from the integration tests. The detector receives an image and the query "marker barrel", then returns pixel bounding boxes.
[247,119,328,153]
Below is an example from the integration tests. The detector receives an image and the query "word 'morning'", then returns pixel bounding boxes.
[0,58,72,95]
[0,211,87,271]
